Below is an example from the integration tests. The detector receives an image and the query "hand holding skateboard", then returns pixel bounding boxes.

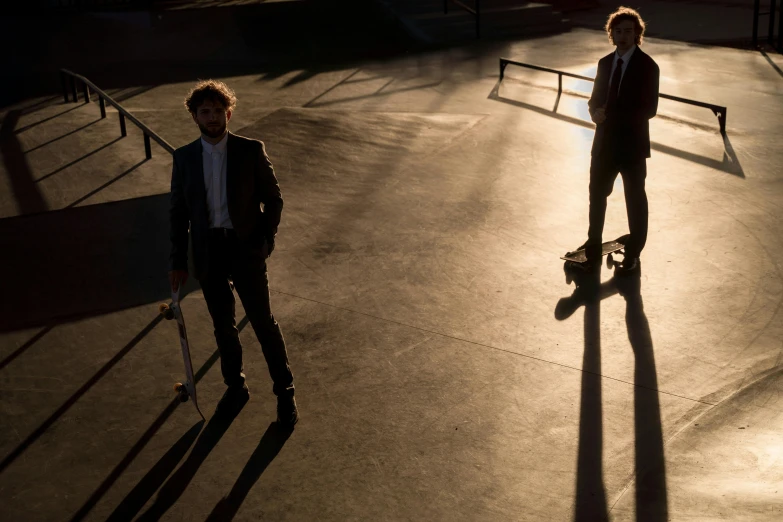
[169,270,188,292]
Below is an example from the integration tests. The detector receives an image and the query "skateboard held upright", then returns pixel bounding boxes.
[159,288,205,420]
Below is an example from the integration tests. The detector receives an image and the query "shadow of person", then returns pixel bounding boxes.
[555,263,619,322]
[556,266,613,522]
[615,270,669,521]
[205,422,294,521]
[556,265,669,521]
[104,420,205,522]
[133,406,245,522]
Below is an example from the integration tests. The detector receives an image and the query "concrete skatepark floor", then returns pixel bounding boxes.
[1,27,782,521]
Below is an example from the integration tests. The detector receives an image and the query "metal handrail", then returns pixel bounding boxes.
[444,0,481,38]
[499,58,728,135]
[59,69,175,159]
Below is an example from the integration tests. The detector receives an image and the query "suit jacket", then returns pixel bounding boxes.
[588,46,660,160]
[169,132,283,279]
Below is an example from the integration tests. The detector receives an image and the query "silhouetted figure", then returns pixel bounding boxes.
[580,7,660,274]
[168,80,298,427]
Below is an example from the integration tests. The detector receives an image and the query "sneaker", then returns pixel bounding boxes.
[216,385,249,414]
[277,395,299,427]
[615,256,640,275]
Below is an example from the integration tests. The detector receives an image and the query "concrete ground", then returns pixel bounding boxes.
[1,24,783,522]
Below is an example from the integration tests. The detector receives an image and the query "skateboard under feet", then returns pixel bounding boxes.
[561,234,630,271]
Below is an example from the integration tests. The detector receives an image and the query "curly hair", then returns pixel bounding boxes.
[605,6,646,46]
[184,79,237,115]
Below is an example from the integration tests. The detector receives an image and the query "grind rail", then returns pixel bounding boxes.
[59,69,175,159]
[499,58,728,135]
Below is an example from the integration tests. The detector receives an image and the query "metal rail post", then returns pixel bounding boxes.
[60,71,68,103]
[753,0,761,47]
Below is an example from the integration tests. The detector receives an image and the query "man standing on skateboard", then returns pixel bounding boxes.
[582,7,660,273]
[167,80,298,426]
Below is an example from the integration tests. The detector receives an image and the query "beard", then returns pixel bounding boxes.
[199,121,226,139]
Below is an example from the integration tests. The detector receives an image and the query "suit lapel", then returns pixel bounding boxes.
[599,53,614,106]
[226,132,238,219]
[619,47,643,100]
[190,138,206,201]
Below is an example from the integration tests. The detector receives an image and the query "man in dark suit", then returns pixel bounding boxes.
[583,7,660,273]
[168,79,298,426]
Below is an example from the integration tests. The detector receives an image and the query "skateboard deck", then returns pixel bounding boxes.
[159,288,205,420]
[561,235,630,265]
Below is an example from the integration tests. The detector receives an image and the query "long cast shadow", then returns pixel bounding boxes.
[0,326,53,371]
[615,272,668,521]
[35,135,124,183]
[101,417,205,522]
[66,158,148,208]
[0,193,199,333]
[556,267,617,522]
[1,110,48,214]
[556,266,668,521]
[0,314,163,474]
[489,83,744,177]
[5,95,62,116]
[11,102,89,135]
[205,422,294,521]
[760,48,783,78]
[70,316,250,522]
[23,118,102,154]
[133,407,243,522]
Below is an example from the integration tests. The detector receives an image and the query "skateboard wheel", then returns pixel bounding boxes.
[174,383,189,402]
[159,303,174,320]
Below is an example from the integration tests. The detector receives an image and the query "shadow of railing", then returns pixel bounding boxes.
[0,326,54,371]
[488,82,744,178]
[760,48,783,77]
[0,314,164,474]
[499,59,727,134]
[69,317,251,522]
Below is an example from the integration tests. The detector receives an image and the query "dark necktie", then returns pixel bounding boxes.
[606,58,624,113]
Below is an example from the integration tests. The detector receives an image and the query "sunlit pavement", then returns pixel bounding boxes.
[1,27,782,521]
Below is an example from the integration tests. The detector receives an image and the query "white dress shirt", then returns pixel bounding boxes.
[608,44,636,92]
[201,133,233,229]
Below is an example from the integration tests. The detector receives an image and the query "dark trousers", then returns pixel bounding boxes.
[200,228,294,397]
[587,151,648,259]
